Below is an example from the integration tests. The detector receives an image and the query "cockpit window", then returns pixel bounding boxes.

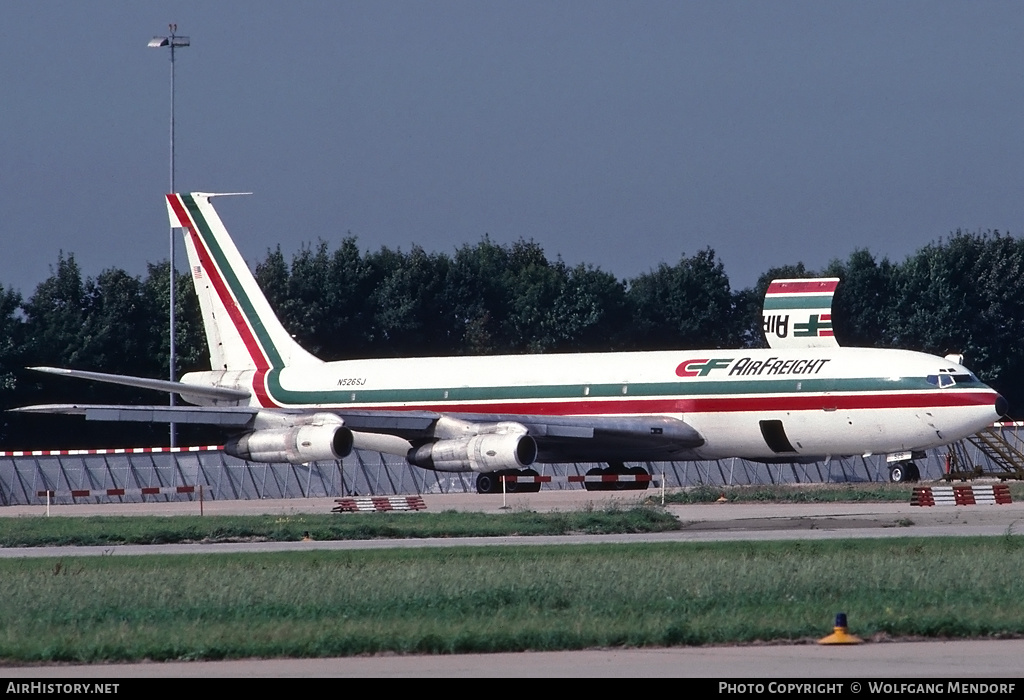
[926,373,977,388]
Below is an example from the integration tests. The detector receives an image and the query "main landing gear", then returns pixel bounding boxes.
[475,468,542,494]
[475,463,653,493]
[583,462,651,491]
[888,461,921,483]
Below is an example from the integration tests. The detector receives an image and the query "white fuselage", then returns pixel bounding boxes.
[184,345,1003,461]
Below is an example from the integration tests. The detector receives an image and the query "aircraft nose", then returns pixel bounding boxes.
[995,394,1009,418]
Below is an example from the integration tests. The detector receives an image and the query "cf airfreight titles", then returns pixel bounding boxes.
[677,357,831,377]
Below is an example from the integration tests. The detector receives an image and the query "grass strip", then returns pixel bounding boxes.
[2,536,1023,662]
[0,505,678,547]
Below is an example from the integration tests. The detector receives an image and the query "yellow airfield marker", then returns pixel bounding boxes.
[819,612,863,645]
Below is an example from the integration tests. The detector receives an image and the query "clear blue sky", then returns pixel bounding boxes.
[3,1,1023,296]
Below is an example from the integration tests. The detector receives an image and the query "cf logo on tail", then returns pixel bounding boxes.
[676,358,733,377]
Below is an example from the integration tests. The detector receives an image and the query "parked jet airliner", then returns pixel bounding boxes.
[16,193,1007,491]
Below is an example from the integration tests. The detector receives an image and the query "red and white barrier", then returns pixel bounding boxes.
[498,474,653,485]
[37,485,200,499]
[568,474,653,484]
[499,474,552,484]
[911,484,1012,506]
[333,496,427,512]
[2,445,222,458]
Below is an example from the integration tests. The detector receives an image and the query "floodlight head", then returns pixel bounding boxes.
[148,37,170,48]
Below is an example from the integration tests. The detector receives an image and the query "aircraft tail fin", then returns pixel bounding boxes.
[762,278,841,349]
[166,193,322,371]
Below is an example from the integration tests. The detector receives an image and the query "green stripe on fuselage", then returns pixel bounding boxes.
[265,372,955,407]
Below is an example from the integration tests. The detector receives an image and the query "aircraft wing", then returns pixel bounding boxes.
[303,409,703,459]
[17,365,703,461]
[12,399,703,461]
[460,413,705,461]
[11,404,260,427]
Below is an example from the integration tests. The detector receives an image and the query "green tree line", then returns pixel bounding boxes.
[1,230,1021,449]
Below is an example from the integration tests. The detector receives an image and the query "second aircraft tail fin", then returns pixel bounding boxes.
[762,277,841,349]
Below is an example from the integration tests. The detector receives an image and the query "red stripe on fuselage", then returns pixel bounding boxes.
[166,195,273,379]
[296,390,997,417]
[253,368,275,407]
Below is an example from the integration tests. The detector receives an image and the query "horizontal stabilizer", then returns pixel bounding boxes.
[28,367,251,402]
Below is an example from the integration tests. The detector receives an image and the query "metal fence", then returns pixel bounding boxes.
[0,432,1014,506]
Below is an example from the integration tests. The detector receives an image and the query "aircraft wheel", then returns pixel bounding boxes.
[906,462,921,482]
[629,466,650,491]
[888,464,907,483]
[476,472,500,494]
[609,463,631,491]
[499,469,523,493]
[584,467,605,491]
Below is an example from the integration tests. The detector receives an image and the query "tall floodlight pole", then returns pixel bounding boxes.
[148,25,189,448]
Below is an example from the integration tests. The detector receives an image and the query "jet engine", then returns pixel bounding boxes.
[407,433,538,473]
[225,423,354,464]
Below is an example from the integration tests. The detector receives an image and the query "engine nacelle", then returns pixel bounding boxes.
[408,433,538,473]
[225,424,354,464]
